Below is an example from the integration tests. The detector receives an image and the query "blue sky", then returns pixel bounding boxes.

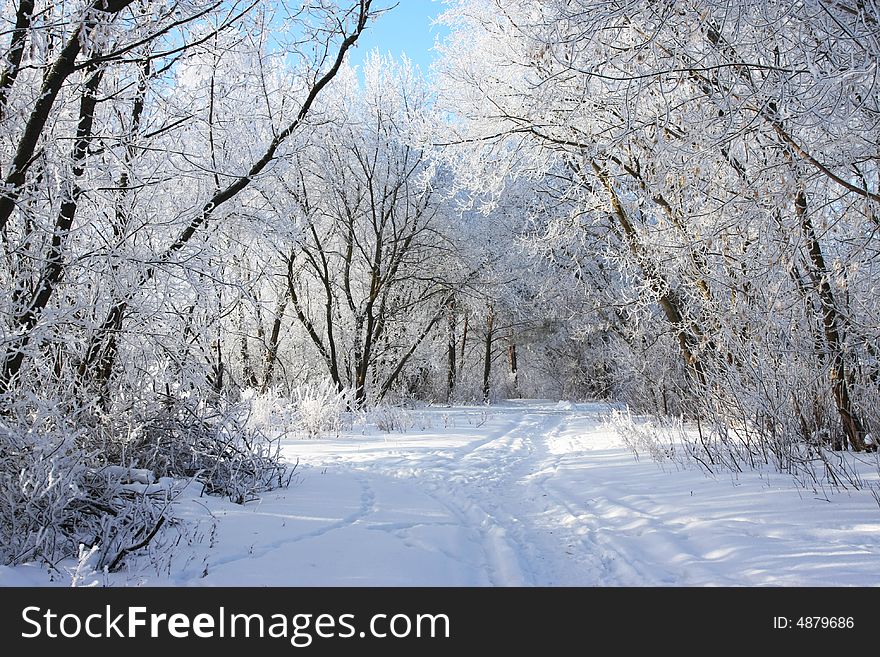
[349,1,449,76]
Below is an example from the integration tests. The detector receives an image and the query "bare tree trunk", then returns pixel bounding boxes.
[354,234,386,407]
[211,337,224,395]
[78,57,150,397]
[459,313,469,383]
[261,297,288,394]
[482,306,495,404]
[507,341,518,398]
[446,300,457,402]
[796,188,870,452]
[239,304,257,389]
[287,254,343,392]
[354,314,371,405]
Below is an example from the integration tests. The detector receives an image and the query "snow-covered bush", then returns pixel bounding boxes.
[243,387,301,437]
[114,398,294,504]
[607,408,677,465]
[369,406,420,433]
[0,398,176,571]
[289,380,352,438]
[189,419,294,506]
[0,389,297,573]
[0,414,89,566]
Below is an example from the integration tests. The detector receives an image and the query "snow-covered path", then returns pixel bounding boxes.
[162,400,880,587]
[4,400,879,586]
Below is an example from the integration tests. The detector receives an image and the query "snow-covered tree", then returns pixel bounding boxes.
[435,0,880,454]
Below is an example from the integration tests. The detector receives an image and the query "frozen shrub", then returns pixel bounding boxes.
[371,406,413,433]
[0,390,295,572]
[0,397,175,570]
[365,405,437,433]
[242,387,300,438]
[114,398,295,504]
[607,408,677,464]
[290,380,352,438]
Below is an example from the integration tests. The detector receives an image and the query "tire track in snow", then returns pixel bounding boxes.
[426,415,542,585]
[129,401,880,587]
[524,411,743,586]
[331,412,536,585]
[202,404,694,586]
[353,408,574,585]
[475,408,615,585]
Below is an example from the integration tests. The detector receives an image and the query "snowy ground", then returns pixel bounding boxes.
[3,400,880,586]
